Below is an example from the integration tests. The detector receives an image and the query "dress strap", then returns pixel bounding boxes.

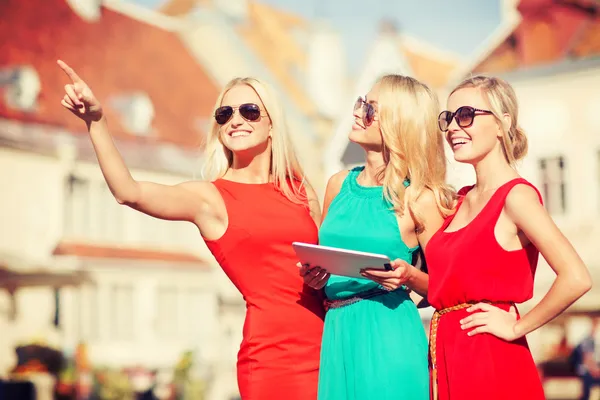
[476,178,543,231]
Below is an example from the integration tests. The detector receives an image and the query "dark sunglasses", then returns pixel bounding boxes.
[354,96,376,127]
[214,103,267,125]
[438,106,493,132]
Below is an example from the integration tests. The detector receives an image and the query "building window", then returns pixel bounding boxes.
[109,284,134,341]
[64,175,123,241]
[539,156,566,214]
[64,174,91,237]
[182,289,206,337]
[156,286,179,338]
[598,150,600,212]
[77,284,99,341]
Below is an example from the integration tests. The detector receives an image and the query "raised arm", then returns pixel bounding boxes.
[57,60,222,226]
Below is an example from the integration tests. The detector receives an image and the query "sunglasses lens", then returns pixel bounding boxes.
[239,103,261,122]
[354,97,363,111]
[438,111,451,131]
[456,107,475,128]
[215,106,233,125]
[364,104,375,126]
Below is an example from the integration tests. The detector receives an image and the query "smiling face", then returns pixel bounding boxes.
[218,84,271,155]
[349,83,383,151]
[445,87,505,165]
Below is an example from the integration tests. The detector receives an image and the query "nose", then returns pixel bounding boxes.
[353,105,363,123]
[446,114,461,132]
[230,109,244,127]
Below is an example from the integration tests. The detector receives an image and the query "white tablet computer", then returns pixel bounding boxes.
[292,242,392,279]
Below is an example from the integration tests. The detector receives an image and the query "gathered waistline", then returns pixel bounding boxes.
[324,287,408,310]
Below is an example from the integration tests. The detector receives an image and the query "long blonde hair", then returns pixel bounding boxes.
[201,77,309,204]
[377,75,456,231]
[450,75,527,166]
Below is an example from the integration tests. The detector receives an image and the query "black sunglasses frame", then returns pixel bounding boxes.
[438,106,493,132]
[214,103,267,125]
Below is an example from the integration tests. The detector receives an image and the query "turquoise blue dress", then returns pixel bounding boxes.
[317,166,429,400]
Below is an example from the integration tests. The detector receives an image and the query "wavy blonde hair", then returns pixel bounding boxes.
[450,75,528,166]
[201,77,309,204]
[376,75,456,231]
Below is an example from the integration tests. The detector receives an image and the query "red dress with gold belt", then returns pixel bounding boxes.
[425,178,545,400]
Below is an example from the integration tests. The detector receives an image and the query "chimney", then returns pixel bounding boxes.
[66,0,102,21]
[306,21,347,119]
[0,65,41,112]
[109,92,155,136]
[213,0,248,22]
[501,0,521,23]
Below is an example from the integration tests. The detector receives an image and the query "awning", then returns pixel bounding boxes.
[0,252,90,290]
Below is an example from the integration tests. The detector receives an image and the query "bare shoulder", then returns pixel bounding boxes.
[325,169,350,197]
[177,180,223,205]
[412,187,436,205]
[304,182,320,203]
[504,183,544,222]
[408,186,439,214]
[178,180,218,194]
[505,183,542,210]
[303,182,322,226]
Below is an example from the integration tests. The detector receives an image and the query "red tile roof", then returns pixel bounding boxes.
[398,36,464,90]
[0,0,220,148]
[472,0,600,74]
[160,0,316,116]
[53,241,211,267]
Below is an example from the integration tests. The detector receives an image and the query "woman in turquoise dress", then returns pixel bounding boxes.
[301,75,456,399]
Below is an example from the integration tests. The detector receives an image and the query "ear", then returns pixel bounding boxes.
[499,113,512,138]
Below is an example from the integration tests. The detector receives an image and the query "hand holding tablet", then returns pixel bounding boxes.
[292,242,392,279]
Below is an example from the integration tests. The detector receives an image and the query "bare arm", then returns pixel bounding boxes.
[507,185,592,339]
[86,117,216,222]
[461,184,592,340]
[304,183,322,227]
[405,189,446,296]
[583,352,600,376]
[58,60,220,225]
[321,170,349,220]
[299,170,348,289]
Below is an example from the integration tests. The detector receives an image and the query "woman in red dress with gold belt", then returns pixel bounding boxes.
[57,60,324,399]
[426,75,592,399]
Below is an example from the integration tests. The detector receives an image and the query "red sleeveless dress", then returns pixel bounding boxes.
[425,178,545,400]
[204,179,325,400]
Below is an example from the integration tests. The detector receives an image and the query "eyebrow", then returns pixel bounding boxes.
[364,96,378,105]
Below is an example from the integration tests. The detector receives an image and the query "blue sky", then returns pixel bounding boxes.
[132,0,501,73]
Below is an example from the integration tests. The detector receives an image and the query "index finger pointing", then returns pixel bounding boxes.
[57,60,82,83]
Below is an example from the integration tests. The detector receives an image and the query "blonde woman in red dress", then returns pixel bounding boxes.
[426,75,592,399]
[57,60,324,400]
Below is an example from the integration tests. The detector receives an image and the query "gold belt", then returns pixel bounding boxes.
[429,301,513,400]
